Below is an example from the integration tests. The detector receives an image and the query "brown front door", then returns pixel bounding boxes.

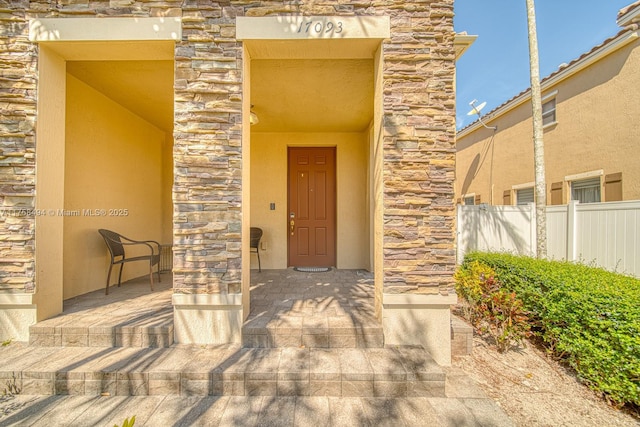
[288,147,336,267]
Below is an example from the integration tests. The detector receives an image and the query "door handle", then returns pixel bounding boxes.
[290,220,295,235]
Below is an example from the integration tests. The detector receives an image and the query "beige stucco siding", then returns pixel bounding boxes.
[250,132,369,270]
[456,37,640,204]
[544,41,640,202]
[64,74,168,298]
[456,105,533,204]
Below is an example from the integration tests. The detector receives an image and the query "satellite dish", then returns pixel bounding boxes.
[467,101,486,116]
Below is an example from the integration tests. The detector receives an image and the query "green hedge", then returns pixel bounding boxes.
[461,252,640,407]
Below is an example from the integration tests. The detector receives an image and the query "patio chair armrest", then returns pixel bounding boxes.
[119,236,161,252]
[118,235,149,245]
[143,240,162,255]
[118,240,158,256]
[142,240,161,248]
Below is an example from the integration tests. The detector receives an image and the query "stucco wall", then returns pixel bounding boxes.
[162,135,174,244]
[456,37,640,205]
[250,132,368,270]
[64,74,166,298]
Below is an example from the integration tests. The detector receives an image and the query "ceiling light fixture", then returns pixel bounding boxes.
[250,105,259,125]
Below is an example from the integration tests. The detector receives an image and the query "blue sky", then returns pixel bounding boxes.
[454,0,632,129]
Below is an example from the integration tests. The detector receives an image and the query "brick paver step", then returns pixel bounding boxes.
[0,343,445,398]
[28,307,174,348]
[245,269,383,349]
[242,313,384,349]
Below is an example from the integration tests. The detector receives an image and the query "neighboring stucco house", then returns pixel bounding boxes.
[456,2,640,207]
[0,1,465,365]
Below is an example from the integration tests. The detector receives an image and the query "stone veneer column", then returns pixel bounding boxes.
[172,3,246,344]
[0,1,37,340]
[378,2,458,365]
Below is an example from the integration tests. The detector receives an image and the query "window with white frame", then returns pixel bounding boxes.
[541,91,557,127]
[463,195,475,205]
[542,97,556,127]
[571,177,601,203]
[516,187,535,205]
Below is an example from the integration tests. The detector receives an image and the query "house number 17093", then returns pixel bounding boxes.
[297,20,344,35]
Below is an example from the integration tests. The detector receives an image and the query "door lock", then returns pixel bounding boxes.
[290,219,295,235]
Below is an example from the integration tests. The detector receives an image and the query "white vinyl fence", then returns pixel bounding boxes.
[457,200,640,278]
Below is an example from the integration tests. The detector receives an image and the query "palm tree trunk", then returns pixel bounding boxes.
[526,0,547,258]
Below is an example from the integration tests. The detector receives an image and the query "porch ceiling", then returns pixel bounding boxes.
[64,53,374,135]
[66,60,174,133]
[250,58,374,133]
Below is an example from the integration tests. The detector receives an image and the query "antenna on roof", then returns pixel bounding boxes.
[467,99,498,131]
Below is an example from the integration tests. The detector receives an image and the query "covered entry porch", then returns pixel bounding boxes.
[19,13,458,368]
[28,269,379,350]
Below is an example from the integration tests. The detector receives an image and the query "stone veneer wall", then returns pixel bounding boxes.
[0,0,456,298]
[0,0,36,293]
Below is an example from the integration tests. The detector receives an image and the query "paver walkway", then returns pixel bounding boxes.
[0,394,514,426]
[0,269,514,426]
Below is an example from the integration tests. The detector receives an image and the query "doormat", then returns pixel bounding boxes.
[294,267,331,273]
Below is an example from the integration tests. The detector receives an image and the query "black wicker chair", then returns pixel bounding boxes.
[98,229,161,295]
[250,227,263,272]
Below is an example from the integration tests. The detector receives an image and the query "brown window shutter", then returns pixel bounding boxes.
[474,194,481,205]
[604,172,622,202]
[503,190,511,205]
[550,182,563,205]
[456,198,462,205]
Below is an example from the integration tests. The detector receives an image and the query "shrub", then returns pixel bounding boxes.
[461,252,640,407]
[455,261,530,352]
[454,260,495,324]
